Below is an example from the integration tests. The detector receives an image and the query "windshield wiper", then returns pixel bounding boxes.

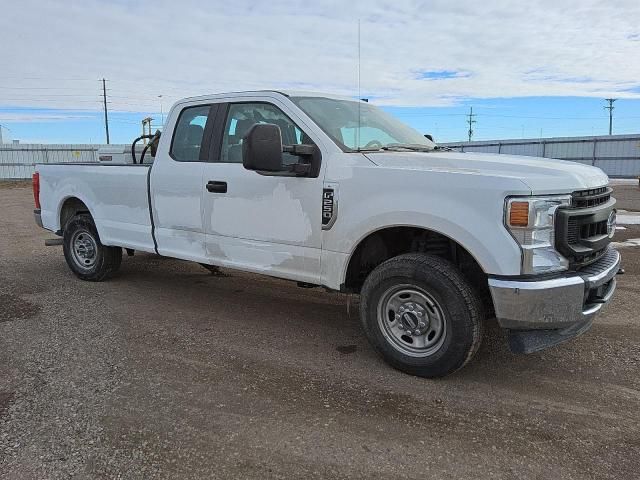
[381,143,434,152]
[354,143,442,153]
[355,147,384,152]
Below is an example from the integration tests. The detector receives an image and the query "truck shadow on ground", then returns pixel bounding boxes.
[11,250,629,385]
[108,253,566,380]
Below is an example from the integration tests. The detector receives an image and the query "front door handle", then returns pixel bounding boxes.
[206,181,227,193]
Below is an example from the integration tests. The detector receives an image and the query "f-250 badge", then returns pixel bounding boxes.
[322,184,338,230]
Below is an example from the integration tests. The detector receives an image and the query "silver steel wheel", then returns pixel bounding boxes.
[377,284,447,357]
[70,229,98,270]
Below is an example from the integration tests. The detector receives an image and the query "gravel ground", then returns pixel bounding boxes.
[1,183,640,479]
[611,183,640,211]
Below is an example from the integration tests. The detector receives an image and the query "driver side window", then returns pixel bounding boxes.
[220,103,312,165]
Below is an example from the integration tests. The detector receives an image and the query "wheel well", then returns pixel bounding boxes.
[60,197,91,230]
[344,227,492,310]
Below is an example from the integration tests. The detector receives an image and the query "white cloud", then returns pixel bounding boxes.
[1,0,639,112]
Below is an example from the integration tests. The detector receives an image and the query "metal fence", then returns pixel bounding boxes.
[443,134,640,178]
[3,135,640,179]
[0,144,127,179]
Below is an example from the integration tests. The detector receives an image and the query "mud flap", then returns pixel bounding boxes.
[507,319,594,354]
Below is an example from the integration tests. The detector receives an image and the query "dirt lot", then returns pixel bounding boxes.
[1,183,639,479]
[610,180,640,211]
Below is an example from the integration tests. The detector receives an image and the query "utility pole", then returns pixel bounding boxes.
[604,98,617,135]
[467,107,476,142]
[102,78,110,144]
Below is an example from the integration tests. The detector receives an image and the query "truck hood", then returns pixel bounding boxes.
[364,151,609,194]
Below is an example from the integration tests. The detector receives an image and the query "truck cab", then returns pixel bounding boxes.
[33,91,621,377]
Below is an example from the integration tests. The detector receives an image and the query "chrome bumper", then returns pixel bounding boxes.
[34,208,43,228]
[489,248,620,331]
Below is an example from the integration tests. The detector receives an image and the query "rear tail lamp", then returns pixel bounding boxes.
[32,172,41,209]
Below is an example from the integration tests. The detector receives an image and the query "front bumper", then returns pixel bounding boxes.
[488,247,620,352]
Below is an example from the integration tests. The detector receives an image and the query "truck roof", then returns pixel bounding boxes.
[178,90,359,105]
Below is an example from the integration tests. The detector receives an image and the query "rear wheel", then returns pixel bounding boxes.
[63,214,121,281]
[360,253,483,378]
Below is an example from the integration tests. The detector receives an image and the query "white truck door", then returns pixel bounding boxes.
[202,101,324,283]
[150,103,218,263]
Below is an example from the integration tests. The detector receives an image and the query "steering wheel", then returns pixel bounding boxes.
[363,140,383,149]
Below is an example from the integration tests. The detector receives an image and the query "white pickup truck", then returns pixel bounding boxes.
[33,91,621,377]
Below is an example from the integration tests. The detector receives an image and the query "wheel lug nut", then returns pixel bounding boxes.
[414,330,421,335]
[418,322,426,328]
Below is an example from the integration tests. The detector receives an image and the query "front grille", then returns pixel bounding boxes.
[581,219,607,239]
[568,218,608,245]
[579,247,619,276]
[567,218,579,244]
[573,249,607,267]
[556,186,615,270]
[571,187,611,209]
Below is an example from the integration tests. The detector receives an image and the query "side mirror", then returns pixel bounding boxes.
[242,123,285,172]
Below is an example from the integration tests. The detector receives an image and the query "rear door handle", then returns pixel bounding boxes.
[206,181,227,193]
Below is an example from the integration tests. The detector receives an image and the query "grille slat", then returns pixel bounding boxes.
[567,218,579,244]
[571,187,611,209]
[557,187,614,269]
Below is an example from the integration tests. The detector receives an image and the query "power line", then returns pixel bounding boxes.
[604,98,617,135]
[0,76,99,81]
[466,106,476,142]
[0,85,104,91]
[392,112,640,120]
[0,94,106,98]
[0,99,109,105]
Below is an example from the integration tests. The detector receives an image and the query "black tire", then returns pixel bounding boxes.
[360,253,484,378]
[63,214,122,281]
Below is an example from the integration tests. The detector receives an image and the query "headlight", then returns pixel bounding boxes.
[505,195,571,275]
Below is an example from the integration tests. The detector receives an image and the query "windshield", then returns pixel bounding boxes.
[290,96,436,152]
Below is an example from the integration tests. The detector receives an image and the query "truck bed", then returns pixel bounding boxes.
[38,163,156,253]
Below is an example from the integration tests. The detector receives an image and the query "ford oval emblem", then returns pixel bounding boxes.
[607,210,617,238]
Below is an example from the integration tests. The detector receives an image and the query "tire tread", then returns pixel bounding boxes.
[360,253,484,377]
[63,214,122,282]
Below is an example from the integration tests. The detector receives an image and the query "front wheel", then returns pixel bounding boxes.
[360,253,484,378]
[63,214,122,281]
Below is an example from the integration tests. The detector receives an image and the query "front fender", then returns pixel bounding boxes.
[319,178,527,290]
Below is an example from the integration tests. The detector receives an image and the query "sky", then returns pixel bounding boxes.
[1,0,639,144]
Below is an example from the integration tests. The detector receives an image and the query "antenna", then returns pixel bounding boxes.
[101,78,110,144]
[357,18,361,150]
